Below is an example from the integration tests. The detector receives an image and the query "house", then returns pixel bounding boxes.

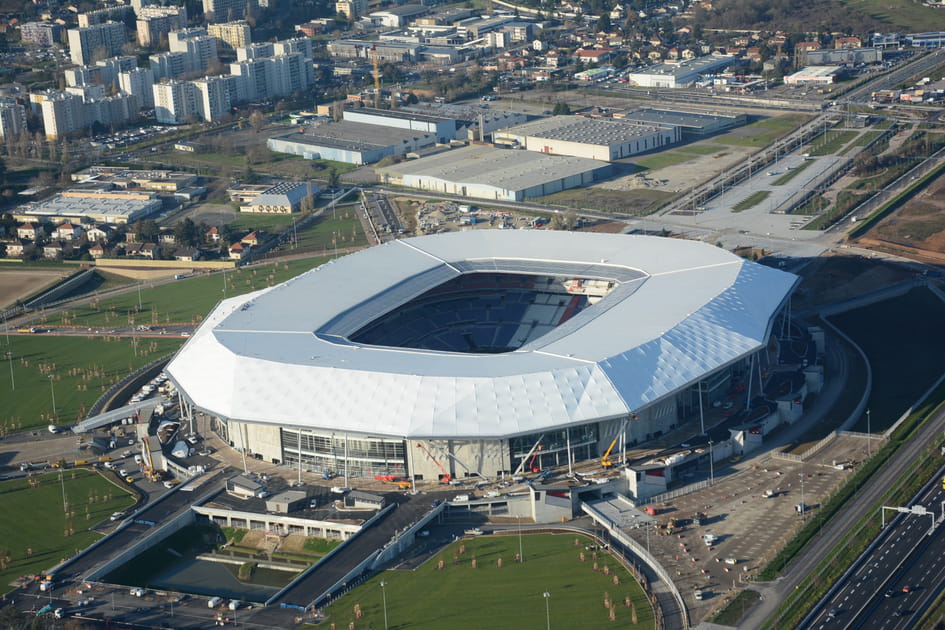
[158,229,176,245]
[835,36,862,49]
[52,222,83,241]
[124,242,144,256]
[544,50,563,68]
[206,226,221,242]
[17,223,42,240]
[5,240,32,258]
[796,41,821,53]
[85,225,114,243]
[89,242,107,258]
[140,243,158,259]
[574,47,615,64]
[173,247,200,262]
[43,242,64,259]
[229,242,248,260]
[240,231,264,247]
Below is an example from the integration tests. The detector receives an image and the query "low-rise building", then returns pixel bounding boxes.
[783,65,842,86]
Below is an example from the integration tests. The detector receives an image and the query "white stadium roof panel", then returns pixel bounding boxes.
[166,231,797,439]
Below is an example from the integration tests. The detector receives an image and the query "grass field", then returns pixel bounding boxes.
[716,115,809,148]
[228,213,298,233]
[272,205,367,252]
[1,335,184,431]
[633,152,694,170]
[839,0,945,32]
[0,469,135,586]
[732,190,771,212]
[771,160,814,186]
[831,287,945,432]
[808,130,858,156]
[323,534,655,630]
[673,144,725,155]
[54,256,329,330]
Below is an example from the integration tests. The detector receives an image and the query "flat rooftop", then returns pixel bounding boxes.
[378,144,609,191]
[502,116,667,145]
[619,108,743,128]
[631,55,735,77]
[347,106,453,125]
[272,122,436,152]
[19,193,161,220]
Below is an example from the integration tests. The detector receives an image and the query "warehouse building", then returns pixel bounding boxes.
[343,107,459,143]
[13,190,162,224]
[493,116,679,161]
[616,108,747,137]
[376,144,611,201]
[783,66,843,86]
[626,55,736,88]
[268,122,437,165]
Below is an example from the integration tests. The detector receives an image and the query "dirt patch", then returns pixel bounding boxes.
[868,170,945,254]
[0,267,72,309]
[92,268,189,281]
[239,530,266,549]
[279,534,308,554]
[790,255,916,311]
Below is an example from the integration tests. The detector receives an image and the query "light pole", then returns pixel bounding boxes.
[380,580,389,630]
[799,474,805,521]
[5,351,12,391]
[866,408,871,456]
[48,374,57,421]
[543,592,551,630]
[708,440,714,486]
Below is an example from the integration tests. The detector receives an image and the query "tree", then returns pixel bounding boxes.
[552,102,571,115]
[327,168,340,189]
[174,218,198,246]
[248,110,266,133]
[136,219,160,243]
[596,12,611,32]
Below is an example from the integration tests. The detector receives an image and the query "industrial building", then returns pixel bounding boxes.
[617,108,747,137]
[239,181,319,213]
[376,144,611,201]
[343,107,459,143]
[804,47,883,65]
[13,190,162,224]
[268,122,437,165]
[783,66,843,86]
[165,231,798,482]
[493,116,679,161]
[625,55,736,88]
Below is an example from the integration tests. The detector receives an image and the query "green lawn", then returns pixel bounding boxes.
[1,336,183,431]
[0,469,135,586]
[771,160,814,185]
[540,187,672,216]
[272,205,368,252]
[831,287,945,432]
[229,213,298,233]
[716,115,809,147]
[732,190,771,212]
[633,152,693,170]
[839,0,945,31]
[808,130,858,156]
[55,256,329,330]
[323,534,655,630]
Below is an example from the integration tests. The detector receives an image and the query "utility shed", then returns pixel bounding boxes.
[266,490,308,513]
[344,490,385,509]
[226,474,266,499]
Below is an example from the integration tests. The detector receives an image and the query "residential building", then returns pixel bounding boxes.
[136,5,187,47]
[207,21,251,53]
[149,51,192,80]
[77,5,134,27]
[119,67,155,108]
[335,0,367,19]
[0,99,27,138]
[203,0,258,23]
[67,21,126,65]
[52,222,83,240]
[193,75,233,121]
[17,223,42,240]
[169,28,218,71]
[20,22,62,46]
[153,79,197,124]
[85,225,115,243]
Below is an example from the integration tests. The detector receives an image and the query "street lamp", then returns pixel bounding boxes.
[708,440,714,486]
[380,580,389,630]
[5,351,12,391]
[48,374,57,421]
[543,592,551,630]
[799,474,805,521]
[866,408,871,456]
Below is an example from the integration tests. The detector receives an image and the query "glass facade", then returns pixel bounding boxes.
[281,428,407,478]
[509,424,598,472]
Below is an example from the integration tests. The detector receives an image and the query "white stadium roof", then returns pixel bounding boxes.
[166,231,798,440]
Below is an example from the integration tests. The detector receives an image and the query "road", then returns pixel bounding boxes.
[802,470,945,629]
[739,397,945,629]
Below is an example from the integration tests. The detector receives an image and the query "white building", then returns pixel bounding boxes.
[154,80,197,124]
[169,28,219,71]
[193,75,233,121]
[149,51,192,81]
[626,55,736,88]
[203,0,258,22]
[207,21,251,52]
[783,66,842,86]
[67,21,127,66]
[0,99,27,138]
[136,5,188,47]
[120,68,156,108]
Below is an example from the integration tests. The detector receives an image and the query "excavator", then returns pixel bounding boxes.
[601,413,637,469]
[416,443,451,483]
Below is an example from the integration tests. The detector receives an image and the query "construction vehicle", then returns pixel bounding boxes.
[374,474,411,489]
[141,438,163,482]
[601,413,637,468]
[512,435,545,478]
[416,443,451,483]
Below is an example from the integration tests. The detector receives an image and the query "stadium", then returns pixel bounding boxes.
[165,231,798,481]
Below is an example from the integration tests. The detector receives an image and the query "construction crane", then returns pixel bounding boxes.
[371,44,381,109]
[601,413,637,468]
[141,437,162,482]
[416,443,451,482]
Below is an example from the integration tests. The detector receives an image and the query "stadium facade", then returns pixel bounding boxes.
[166,231,798,481]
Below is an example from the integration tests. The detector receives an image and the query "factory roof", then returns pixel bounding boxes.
[271,122,436,153]
[501,115,667,146]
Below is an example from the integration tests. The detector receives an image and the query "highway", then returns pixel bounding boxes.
[802,470,945,629]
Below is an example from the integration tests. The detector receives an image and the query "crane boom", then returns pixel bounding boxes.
[416,443,451,482]
[512,434,544,477]
[601,413,637,468]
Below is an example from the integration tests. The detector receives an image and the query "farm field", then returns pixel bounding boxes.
[322,533,655,630]
[0,469,135,586]
[0,267,73,310]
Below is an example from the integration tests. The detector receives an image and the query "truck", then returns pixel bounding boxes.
[208,597,222,608]
[48,425,58,434]
[228,600,241,611]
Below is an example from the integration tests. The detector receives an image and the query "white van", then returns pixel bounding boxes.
[208,597,222,608]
